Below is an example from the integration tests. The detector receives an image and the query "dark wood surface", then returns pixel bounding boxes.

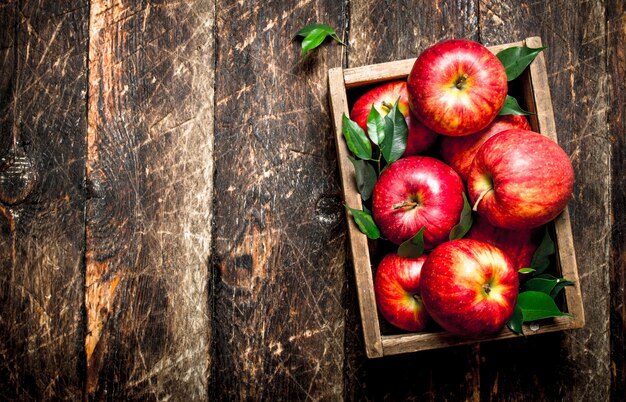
[0,1,88,400]
[0,0,623,400]
[211,2,348,400]
[608,0,626,401]
[85,1,213,400]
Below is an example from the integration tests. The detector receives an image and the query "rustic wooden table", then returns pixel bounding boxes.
[0,0,623,400]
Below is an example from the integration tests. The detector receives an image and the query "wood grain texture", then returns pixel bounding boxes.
[0,2,13,145]
[345,1,481,400]
[608,0,626,399]
[85,0,214,399]
[478,1,611,400]
[211,1,348,399]
[0,1,88,400]
[347,0,480,66]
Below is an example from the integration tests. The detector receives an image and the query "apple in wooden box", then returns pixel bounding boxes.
[328,37,585,358]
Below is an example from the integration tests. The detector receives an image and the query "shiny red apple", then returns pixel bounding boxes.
[468,129,574,230]
[350,80,438,155]
[372,156,464,247]
[374,253,429,331]
[407,39,508,136]
[440,115,531,180]
[466,214,542,271]
[420,239,519,336]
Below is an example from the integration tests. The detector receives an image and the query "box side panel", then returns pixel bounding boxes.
[328,68,384,357]
[381,316,576,356]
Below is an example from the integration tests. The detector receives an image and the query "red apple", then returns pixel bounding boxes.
[420,239,518,336]
[440,115,531,180]
[407,39,508,136]
[374,253,429,331]
[350,80,438,155]
[372,156,464,247]
[468,129,574,230]
[405,116,438,156]
[466,214,542,271]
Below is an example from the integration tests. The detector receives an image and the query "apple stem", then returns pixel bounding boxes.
[392,201,418,210]
[381,101,394,113]
[472,186,492,212]
[483,283,491,294]
[455,74,469,89]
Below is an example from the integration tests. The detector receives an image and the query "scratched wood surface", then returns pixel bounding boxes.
[0,1,88,400]
[608,0,626,400]
[210,1,348,400]
[84,0,214,400]
[0,0,624,400]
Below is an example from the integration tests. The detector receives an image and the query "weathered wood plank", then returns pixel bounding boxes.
[0,2,15,153]
[348,0,480,66]
[211,1,348,399]
[608,0,626,399]
[478,1,610,400]
[85,1,214,399]
[345,1,481,400]
[0,1,88,400]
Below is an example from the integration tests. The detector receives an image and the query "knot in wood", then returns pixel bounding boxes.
[0,146,37,205]
[315,195,342,226]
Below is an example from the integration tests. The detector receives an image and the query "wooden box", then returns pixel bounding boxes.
[328,37,585,358]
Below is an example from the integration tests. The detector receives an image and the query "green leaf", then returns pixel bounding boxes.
[397,226,426,258]
[518,268,536,274]
[345,205,380,240]
[380,100,408,164]
[550,280,575,299]
[295,23,343,43]
[366,105,385,146]
[521,278,560,294]
[296,24,344,57]
[449,193,473,240]
[499,95,532,116]
[517,291,570,322]
[530,227,555,274]
[497,45,546,81]
[535,273,557,280]
[507,305,524,335]
[342,113,372,160]
[522,277,574,297]
[295,23,333,38]
[349,157,377,201]
[301,28,330,57]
